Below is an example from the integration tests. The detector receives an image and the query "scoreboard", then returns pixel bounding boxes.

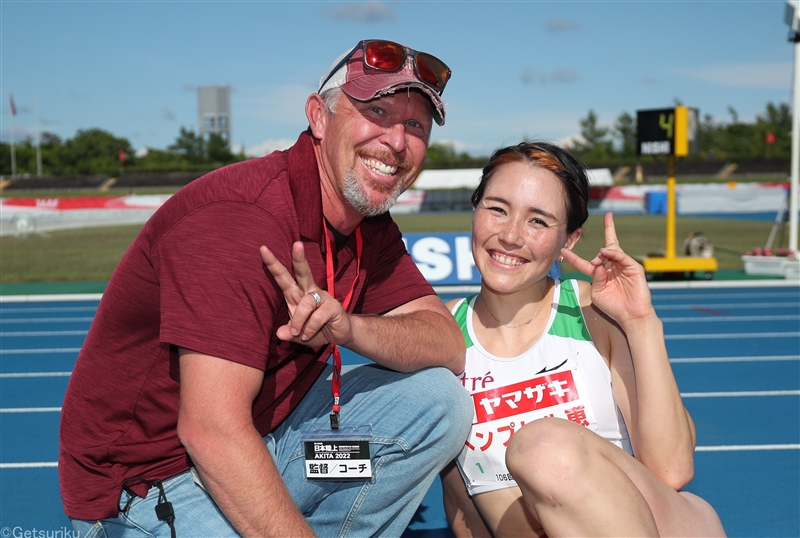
[636,106,699,157]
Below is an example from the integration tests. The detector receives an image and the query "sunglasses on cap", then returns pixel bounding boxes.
[322,39,452,95]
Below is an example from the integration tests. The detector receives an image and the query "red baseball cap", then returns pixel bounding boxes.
[318,41,447,126]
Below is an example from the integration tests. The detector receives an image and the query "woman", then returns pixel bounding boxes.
[440,142,725,537]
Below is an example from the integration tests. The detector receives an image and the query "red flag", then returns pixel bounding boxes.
[766,131,776,145]
[9,93,16,116]
[118,149,128,163]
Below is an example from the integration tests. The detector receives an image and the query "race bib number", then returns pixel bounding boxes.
[458,366,597,490]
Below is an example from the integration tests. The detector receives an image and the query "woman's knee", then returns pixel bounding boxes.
[506,418,593,491]
[676,491,727,537]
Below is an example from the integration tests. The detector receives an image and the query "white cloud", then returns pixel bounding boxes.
[560,134,583,150]
[521,68,580,85]
[546,18,580,33]
[551,69,580,84]
[246,138,295,158]
[675,62,792,89]
[521,68,543,85]
[433,138,488,156]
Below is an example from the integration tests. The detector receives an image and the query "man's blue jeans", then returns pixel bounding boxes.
[71,363,472,537]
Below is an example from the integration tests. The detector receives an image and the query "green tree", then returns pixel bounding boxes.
[613,112,637,158]
[696,102,792,161]
[0,142,10,175]
[572,110,614,163]
[206,133,235,164]
[169,127,205,164]
[718,106,758,159]
[755,102,791,159]
[135,148,184,171]
[424,142,487,169]
[58,128,133,176]
[7,138,38,176]
[698,113,720,160]
[39,132,65,175]
[0,131,66,176]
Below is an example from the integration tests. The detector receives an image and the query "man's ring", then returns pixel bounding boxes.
[309,291,322,309]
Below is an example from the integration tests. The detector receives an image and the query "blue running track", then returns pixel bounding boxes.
[1,281,798,537]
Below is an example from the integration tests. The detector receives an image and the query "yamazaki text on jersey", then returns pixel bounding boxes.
[471,370,579,424]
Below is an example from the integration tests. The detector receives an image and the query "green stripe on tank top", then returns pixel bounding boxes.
[453,295,476,349]
[548,280,592,341]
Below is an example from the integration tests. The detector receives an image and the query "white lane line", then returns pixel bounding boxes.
[0,294,103,303]
[2,444,797,468]
[2,282,798,304]
[0,372,72,378]
[1,359,783,376]
[682,390,800,398]
[666,332,800,340]
[0,407,62,413]
[647,281,800,290]
[9,329,789,339]
[1,392,793,415]
[661,315,800,322]
[0,462,59,469]
[0,306,97,313]
[8,313,787,324]
[671,355,799,363]
[0,355,792,366]
[655,291,800,299]
[0,317,94,324]
[0,348,81,354]
[2,358,786,377]
[695,444,800,452]
[0,330,88,337]
[655,302,800,310]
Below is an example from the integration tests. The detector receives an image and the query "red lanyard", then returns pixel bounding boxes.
[324,222,362,429]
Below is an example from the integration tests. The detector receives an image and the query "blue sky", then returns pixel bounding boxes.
[1,0,793,158]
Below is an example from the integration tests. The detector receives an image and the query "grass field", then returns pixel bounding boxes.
[394,212,779,275]
[0,212,782,282]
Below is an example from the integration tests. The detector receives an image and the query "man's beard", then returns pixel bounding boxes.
[342,169,407,217]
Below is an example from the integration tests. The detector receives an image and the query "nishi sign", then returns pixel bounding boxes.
[637,106,699,157]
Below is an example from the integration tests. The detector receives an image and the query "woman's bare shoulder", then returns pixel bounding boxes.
[574,279,593,308]
[444,297,465,311]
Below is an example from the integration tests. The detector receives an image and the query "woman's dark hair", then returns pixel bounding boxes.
[471,141,590,233]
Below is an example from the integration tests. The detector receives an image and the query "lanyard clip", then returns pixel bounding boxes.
[330,396,340,429]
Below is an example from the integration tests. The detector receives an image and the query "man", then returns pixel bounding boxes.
[60,40,472,537]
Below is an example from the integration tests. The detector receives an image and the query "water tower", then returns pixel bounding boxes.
[197,85,231,147]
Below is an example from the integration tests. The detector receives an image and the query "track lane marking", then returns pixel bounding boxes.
[682,390,800,398]
[0,372,72,378]
[0,348,81,354]
[0,407,62,413]
[5,444,799,468]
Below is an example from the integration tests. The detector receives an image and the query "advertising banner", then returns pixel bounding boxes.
[402,232,479,285]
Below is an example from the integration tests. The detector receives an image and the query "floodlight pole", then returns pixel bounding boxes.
[790,31,800,254]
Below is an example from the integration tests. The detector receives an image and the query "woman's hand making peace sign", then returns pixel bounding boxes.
[560,212,656,328]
